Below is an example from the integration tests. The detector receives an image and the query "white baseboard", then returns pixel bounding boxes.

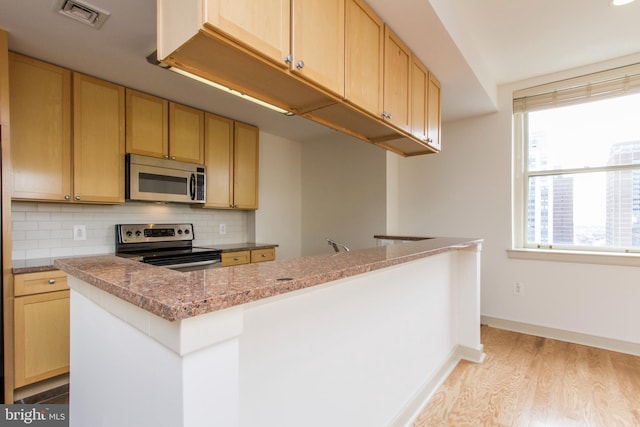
[482,316,640,357]
[457,344,486,363]
[390,344,486,427]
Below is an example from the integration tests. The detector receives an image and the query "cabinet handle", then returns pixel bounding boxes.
[427,138,433,143]
[64,195,71,200]
[233,257,239,261]
[284,54,293,64]
[48,279,56,285]
[296,60,305,70]
[382,112,392,120]
[171,156,176,160]
[163,155,169,159]
[75,195,81,201]
[261,253,266,258]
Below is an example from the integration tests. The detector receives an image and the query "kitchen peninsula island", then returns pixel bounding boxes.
[55,237,484,427]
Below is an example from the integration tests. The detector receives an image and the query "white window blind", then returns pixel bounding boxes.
[513,63,640,113]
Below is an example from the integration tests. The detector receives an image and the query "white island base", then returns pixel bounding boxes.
[68,246,483,427]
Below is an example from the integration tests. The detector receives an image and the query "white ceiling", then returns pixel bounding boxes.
[1,0,639,142]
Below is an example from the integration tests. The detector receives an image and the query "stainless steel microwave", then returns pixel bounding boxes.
[125,154,206,204]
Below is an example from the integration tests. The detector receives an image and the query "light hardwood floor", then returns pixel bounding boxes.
[413,326,640,427]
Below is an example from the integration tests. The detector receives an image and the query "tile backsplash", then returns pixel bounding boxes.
[11,201,248,260]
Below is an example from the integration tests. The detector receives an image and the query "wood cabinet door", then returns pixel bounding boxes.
[427,73,442,151]
[9,53,72,201]
[410,56,428,141]
[345,0,383,116]
[383,26,411,132]
[14,290,70,388]
[291,0,344,96]
[125,89,169,158]
[233,122,259,210]
[204,0,290,67]
[73,73,125,203]
[203,113,234,208]
[169,102,204,164]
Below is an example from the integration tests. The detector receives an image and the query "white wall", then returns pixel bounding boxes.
[301,133,387,256]
[393,58,640,346]
[254,132,302,260]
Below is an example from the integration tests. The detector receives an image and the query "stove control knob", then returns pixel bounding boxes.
[135,230,142,237]
[177,229,183,235]
[125,231,133,238]
[184,229,190,235]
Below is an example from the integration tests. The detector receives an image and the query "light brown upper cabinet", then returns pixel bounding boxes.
[290,0,345,96]
[126,89,204,164]
[233,122,259,209]
[411,56,429,142]
[73,73,126,203]
[427,73,442,151]
[204,0,290,68]
[411,58,441,151]
[344,0,384,117]
[169,102,205,164]
[125,89,168,159]
[157,0,442,157]
[9,54,125,203]
[9,53,72,201]
[203,114,259,210]
[383,26,411,133]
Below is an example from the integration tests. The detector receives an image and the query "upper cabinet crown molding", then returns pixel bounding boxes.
[156,0,441,157]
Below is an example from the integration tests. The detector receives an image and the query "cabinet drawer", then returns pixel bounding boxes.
[251,248,275,263]
[14,270,68,296]
[221,251,250,267]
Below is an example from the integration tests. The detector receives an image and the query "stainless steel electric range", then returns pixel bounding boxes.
[115,223,222,272]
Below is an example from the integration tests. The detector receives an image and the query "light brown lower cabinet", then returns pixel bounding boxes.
[13,271,70,388]
[221,248,276,267]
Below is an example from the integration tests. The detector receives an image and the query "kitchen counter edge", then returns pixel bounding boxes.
[54,237,482,322]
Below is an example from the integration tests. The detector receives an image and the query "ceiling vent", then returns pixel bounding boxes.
[56,0,110,30]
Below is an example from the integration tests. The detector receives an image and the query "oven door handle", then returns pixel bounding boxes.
[158,259,221,269]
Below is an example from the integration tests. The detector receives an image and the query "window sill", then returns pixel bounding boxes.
[507,248,640,267]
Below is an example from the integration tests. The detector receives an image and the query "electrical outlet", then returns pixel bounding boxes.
[219,224,226,235]
[73,225,86,241]
[513,282,524,296]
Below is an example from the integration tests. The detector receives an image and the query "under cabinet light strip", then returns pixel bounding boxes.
[168,67,292,115]
[146,50,292,115]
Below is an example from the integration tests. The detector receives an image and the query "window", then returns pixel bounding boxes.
[513,64,640,254]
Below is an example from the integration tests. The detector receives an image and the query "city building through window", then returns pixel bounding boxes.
[513,65,640,253]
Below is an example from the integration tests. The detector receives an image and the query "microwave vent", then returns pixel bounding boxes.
[56,0,110,30]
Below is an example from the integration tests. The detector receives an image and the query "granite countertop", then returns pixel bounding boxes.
[12,243,279,274]
[54,237,481,322]
[12,258,60,275]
